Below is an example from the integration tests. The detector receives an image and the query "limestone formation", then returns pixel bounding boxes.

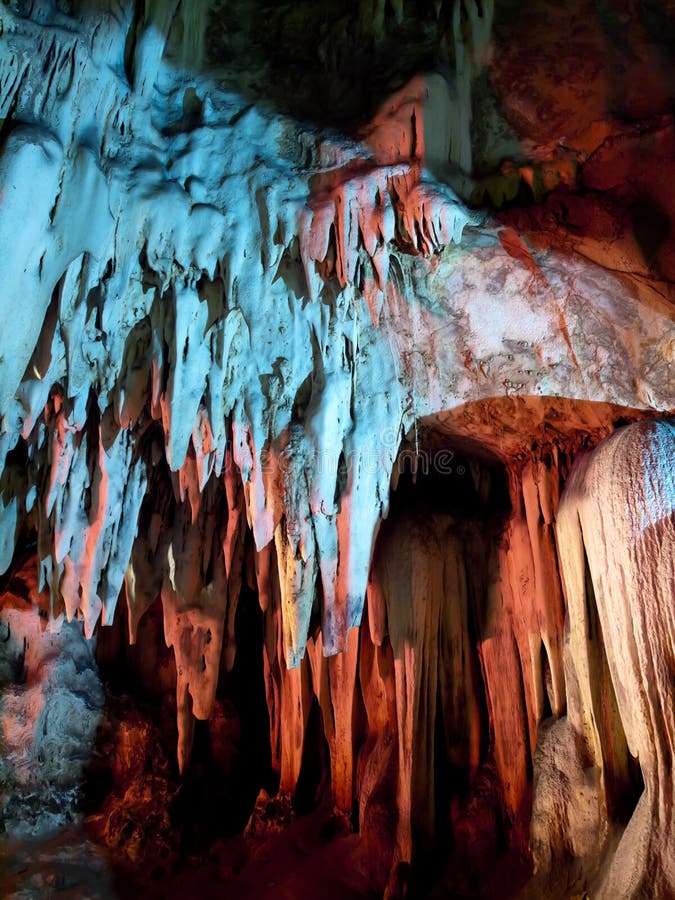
[0,0,673,896]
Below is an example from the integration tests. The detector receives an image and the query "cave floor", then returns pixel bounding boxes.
[0,814,533,899]
[0,812,376,900]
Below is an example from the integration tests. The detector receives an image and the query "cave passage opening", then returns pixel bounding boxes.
[366,433,523,895]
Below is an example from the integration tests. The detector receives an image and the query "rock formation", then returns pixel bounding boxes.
[0,1,673,897]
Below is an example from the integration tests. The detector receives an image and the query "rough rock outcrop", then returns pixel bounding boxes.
[0,570,103,837]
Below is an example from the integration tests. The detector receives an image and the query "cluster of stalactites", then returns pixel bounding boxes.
[0,0,489,776]
[247,441,580,877]
[246,420,674,892]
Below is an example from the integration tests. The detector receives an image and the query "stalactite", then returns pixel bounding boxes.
[449,0,494,174]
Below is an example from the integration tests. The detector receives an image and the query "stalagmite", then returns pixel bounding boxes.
[547,418,675,899]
